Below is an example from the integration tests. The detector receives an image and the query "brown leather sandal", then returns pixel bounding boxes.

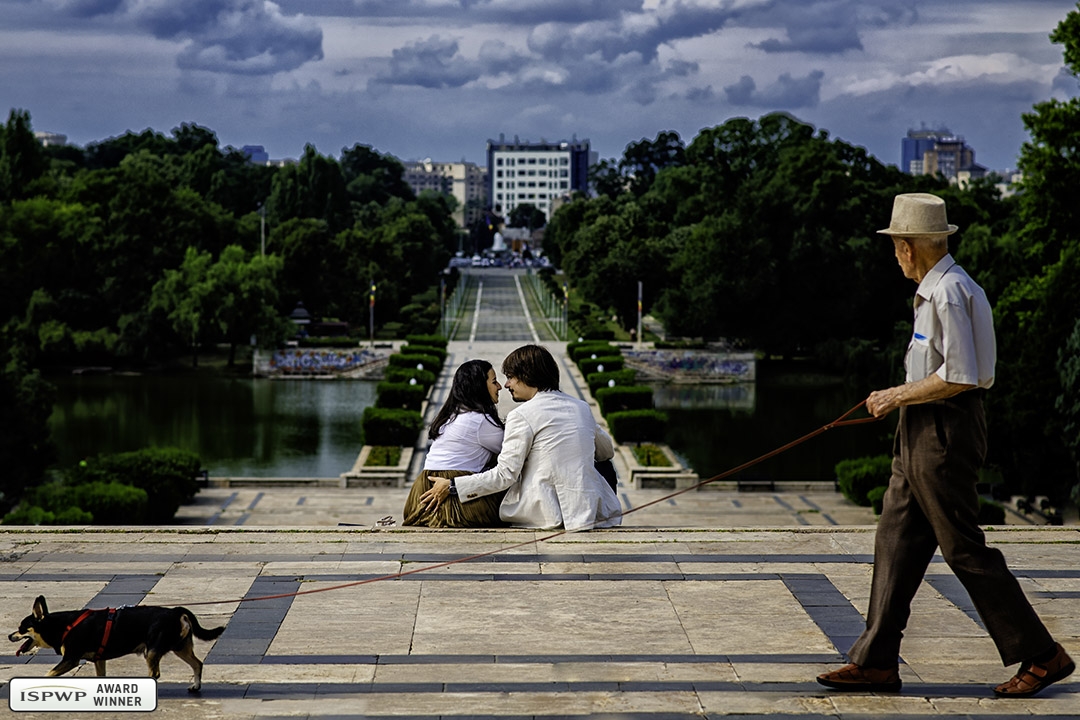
[994,643,1075,698]
[817,663,902,692]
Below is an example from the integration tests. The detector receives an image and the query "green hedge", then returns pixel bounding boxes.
[2,505,93,526]
[375,381,428,411]
[387,353,441,373]
[405,334,447,349]
[587,369,637,395]
[606,409,669,443]
[67,447,201,523]
[578,355,624,376]
[399,344,447,367]
[835,455,893,507]
[384,367,436,388]
[568,341,618,362]
[362,407,424,446]
[595,385,655,415]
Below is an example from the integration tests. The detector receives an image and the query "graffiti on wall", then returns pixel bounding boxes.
[624,350,755,380]
[266,348,380,375]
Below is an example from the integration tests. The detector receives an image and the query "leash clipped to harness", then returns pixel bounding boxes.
[179,401,881,608]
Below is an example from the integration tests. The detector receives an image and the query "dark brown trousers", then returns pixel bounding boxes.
[848,391,1052,668]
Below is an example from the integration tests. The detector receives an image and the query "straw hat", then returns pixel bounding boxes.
[877,193,958,236]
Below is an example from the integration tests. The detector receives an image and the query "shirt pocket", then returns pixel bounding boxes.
[906,331,941,382]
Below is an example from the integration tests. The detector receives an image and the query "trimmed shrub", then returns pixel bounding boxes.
[978,497,1007,525]
[835,455,893,507]
[568,342,618,362]
[2,505,94,526]
[68,448,201,523]
[375,381,428,411]
[399,344,447,366]
[578,355,624,375]
[74,482,149,524]
[575,325,615,341]
[361,407,424,446]
[595,385,655,415]
[406,334,447,349]
[867,485,887,515]
[606,409,669,443]
[365,446,403,466]
[384,367,436,388]
[587,369,637,395]
[632,443,672,467]
[387,353,441,373]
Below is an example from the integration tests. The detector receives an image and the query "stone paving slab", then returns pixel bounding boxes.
[0,525,1078,719]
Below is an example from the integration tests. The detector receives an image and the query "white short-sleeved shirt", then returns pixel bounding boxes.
[906,254,996,389]
[423,411,504,473]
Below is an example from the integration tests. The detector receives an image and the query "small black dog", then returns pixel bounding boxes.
[9,595,225,692]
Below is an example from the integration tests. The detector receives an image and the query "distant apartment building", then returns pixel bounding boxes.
[902,127,986,182]
[241,145,270,165]
[34,131,67,147]
[402,159,487,228]
[486,136,591,222]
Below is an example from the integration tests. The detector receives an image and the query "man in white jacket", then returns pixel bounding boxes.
[422,344,622,530]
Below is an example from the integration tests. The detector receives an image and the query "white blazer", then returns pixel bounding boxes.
[454,390,621,531]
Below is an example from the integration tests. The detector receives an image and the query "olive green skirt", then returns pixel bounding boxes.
[402,469,507,528]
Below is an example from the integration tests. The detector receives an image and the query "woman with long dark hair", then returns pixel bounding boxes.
[402,359,506,527]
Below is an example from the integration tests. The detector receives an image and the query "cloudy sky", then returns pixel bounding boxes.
[3,0,1078,171]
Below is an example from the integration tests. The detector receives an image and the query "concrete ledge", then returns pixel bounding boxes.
[340,446,414,487]
[618,444,699,489]
[207,477,345,488]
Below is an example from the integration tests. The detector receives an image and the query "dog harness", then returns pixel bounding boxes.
[60,608,119,661]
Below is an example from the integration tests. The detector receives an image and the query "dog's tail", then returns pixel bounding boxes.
[179,609,226,642]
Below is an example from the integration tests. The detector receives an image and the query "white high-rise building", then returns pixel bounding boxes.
[486,136,591,221]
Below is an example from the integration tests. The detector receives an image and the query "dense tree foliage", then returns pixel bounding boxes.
[0,114,458,510]
[555,82,1078,504]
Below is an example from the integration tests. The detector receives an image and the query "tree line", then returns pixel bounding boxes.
[546,13,1080,507]
[0,114,459,511]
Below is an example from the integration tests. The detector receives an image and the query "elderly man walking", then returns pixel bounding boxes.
[817,193,1073,697]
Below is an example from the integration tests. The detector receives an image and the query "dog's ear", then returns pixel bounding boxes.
[33,596,48,619]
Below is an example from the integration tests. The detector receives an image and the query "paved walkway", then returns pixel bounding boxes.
[3,270,1077,717]
[1,525,1078,718]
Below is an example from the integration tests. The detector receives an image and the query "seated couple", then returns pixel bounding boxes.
[402,344,622,531]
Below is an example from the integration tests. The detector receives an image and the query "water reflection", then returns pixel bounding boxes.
[49,375,376,478]
[654,381,893,483]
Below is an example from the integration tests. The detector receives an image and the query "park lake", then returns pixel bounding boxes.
[49,369,891,484]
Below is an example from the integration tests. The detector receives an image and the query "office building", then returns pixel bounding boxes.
[34,131,67,147]
[402,159,487,228]
[486,136,591,222]
[901,127,986,182]
[241,145,270,165]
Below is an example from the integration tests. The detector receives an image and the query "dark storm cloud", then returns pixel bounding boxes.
[50,0,124,17]
[296,0,637,25]
[374,36,481,88]
[527,3,738,64]
[724,70,825,108]
[127,0,322,75]
[740,0,919,55]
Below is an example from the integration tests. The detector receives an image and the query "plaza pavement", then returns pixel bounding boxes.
[2,273,1078,718]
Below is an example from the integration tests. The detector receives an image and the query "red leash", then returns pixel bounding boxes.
[179,401,880,607]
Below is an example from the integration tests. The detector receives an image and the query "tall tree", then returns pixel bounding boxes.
[0,109,46,202]
[984,7,1080,503]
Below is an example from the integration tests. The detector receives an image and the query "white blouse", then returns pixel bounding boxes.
[454,391,621,531]
[423,411,505,473]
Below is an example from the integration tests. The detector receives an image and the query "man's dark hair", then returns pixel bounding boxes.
[502,344,560,392]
